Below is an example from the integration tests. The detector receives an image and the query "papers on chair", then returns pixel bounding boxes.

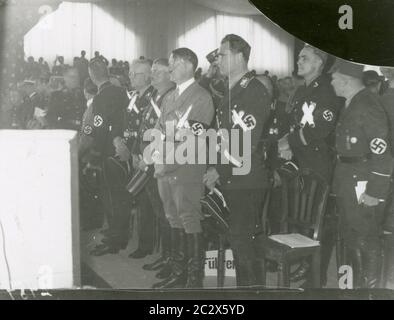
[355,181,368,203]
[268,233,320,249]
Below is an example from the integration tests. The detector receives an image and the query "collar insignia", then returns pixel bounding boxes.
[240,75,253,88]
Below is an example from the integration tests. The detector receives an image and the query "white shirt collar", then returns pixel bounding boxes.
[177,78,195,96]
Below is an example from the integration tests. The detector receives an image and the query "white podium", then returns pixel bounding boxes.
[0,130,80,290]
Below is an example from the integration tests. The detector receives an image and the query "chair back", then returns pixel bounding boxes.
[279,168,329,241]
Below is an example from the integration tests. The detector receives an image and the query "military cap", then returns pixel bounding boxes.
[330,58,364,79]
[362,70,384,86]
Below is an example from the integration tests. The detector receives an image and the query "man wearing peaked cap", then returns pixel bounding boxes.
[379,66,394,287]
[329,58,365,78]
[331,58,393,288]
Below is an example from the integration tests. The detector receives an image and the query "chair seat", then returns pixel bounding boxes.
[269,233,320,248]
[255,233,320,261]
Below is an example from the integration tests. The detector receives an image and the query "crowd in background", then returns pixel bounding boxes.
[0,49,290,132]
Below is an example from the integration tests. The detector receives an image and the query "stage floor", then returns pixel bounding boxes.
[80,229,339,290]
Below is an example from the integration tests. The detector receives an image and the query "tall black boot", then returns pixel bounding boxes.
[185,233,205,288]
[143,224,171,271]
[235,260,259,287]
[152,228,187,289]
[320,214,337,286]
[233,253,260,288]
[349,247,363,289]
[155,223,173,279]
[384,246,394,288]
[363,246,382,289]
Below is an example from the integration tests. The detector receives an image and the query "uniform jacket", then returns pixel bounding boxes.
[287,74,342,181]
[82,81,129,158]
[380,88,394,157]
[47,87,85,130]
[155,81,214,184]
[263,99,292,171]
[123,85,155,153]
[333,88,393,199]
[215,71,271,190]
[137,85,176,156]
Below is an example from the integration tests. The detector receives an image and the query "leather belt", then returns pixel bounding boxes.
[337,154,371,164]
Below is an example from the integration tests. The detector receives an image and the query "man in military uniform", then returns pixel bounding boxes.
[78,78,104,230]
[152,48,214,289]
[277,44,343,286]
[83,58,130,256]
[47,68,85,130]
[331,59,393,288]
[379,66,394,287]
[278,45,341,181]
[204,34,271,287]
[262,77,293,235]
[137,58,176,277]
[198,49,226,111]
[113,58,158,259]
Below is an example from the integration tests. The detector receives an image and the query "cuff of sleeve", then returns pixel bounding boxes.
[366,178,391,199]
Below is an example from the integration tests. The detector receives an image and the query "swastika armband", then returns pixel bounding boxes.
[370,138,387,154]
[231,109,257,131]
[322,109,334,122]
[83,125,93,135]
[188,120,210,136]
[93,115,104,127]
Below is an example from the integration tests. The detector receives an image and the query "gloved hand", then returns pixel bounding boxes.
[359,193,381,207]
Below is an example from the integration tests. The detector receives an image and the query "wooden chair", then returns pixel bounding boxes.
[255,169,330,288]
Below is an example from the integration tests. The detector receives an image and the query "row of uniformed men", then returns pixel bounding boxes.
[78,35,394,289]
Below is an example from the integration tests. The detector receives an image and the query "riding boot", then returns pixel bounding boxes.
[152,228,187,289]
[234,257,260,287]
[143,225,171,271]
[362,246,382,289]
[349,247,363,288]
[320,213,337,286]
[185,233,205,288]
[155,224,173,278]
[384,246,394,288]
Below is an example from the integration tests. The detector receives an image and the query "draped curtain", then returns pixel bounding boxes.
[24,0,294,77]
